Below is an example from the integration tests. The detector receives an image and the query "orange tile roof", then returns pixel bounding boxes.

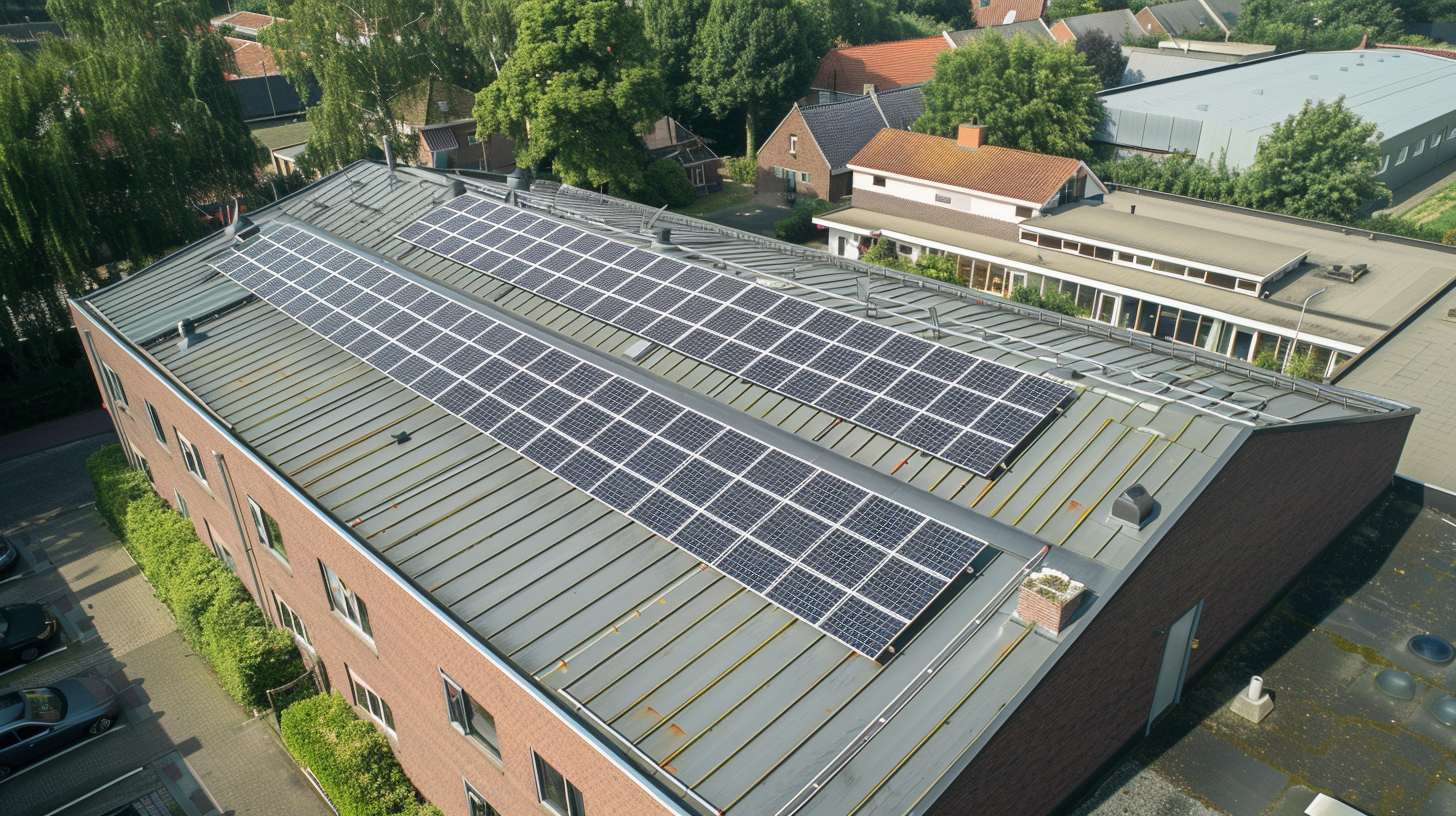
[224,36,278,78]
[811,36,950,95]
[847,128,1084,204]
[213,11,277,31]
[973,0,1045,28]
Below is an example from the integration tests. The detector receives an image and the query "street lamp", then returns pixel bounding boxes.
[1282,287,1326,375]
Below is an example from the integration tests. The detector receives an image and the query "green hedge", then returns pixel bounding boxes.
[86,445,303,708]
[281,693,441,816]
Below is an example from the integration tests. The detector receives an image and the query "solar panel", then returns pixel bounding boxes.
[399,196,1073,476]
[212,223,992,659]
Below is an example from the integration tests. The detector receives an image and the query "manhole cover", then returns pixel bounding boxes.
[1408,634,1454,664]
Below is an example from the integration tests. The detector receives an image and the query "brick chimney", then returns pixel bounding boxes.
[958,123,987,150]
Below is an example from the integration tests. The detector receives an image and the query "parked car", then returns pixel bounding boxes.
[0,537,18,578]
[0,604,60,669]
[0,676,119,780]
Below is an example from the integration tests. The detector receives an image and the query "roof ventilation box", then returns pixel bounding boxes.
[176,318,208,351]
[1110,483,1156,530]
[1326,264,1368,283]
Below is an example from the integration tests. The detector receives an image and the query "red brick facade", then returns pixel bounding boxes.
[755,107,851,201]
[73,305,684,816]
[927,414,1413,815]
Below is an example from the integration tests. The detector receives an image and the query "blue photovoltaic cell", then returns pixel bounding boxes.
[214,220,993,659]
[399,196,1072,477]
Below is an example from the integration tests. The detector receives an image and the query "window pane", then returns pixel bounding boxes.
[536,754,570,814]
[468,697,499,757]
[355,593,373,637]
[380,697,395,731]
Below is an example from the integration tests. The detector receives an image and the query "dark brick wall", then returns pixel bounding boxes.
[73,305,681,816]
[756,107,841,200]
[928,414,1413,816]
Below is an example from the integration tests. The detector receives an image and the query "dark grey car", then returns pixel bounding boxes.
[0,676,119,780]
[0,536,18,578]
[0,603,59,668]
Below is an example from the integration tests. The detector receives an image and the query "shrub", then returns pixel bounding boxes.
[281,693,433,816]
[773,198,836,242]
[630,158,697,208]
[86,445,304,709]
[1444,229,1456,246]
[1009,285,1087,317]
[724,154,757,185]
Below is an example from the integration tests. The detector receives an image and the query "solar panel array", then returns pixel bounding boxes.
[209,225,990,658]
[398,195,1073,476]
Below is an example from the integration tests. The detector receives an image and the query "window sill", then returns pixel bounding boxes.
[452,726,504,770]
[265,548,292,573]
[333,611,378,654]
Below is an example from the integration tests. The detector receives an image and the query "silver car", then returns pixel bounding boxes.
[0,676,119,780]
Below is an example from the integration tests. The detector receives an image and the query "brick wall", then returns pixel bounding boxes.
[756,107,839,200]
[73,304,684,816]
[927,414,1413,816]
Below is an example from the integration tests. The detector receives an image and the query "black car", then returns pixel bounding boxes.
[0,604,60,669]
[0,676,119,780]
[0,537,18,578]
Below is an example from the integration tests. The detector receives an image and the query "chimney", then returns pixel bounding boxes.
[957,123,987,150]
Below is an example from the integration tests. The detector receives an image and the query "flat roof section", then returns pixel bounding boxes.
[1027,202,1309,279]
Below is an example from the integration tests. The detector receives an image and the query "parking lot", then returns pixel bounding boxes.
[0,432,330,816]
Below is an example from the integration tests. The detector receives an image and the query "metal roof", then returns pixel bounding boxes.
[1121,50,1233,86]
[1098,50,1456,165]
[79,162,1407,816]
[946,19,1054,46]
[1055,9,1142,42]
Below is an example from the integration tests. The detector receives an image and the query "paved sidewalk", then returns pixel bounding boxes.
[0,437,330,816]
[0,409,113,464]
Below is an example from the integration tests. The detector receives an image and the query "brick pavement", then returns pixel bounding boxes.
[0,437,330,816]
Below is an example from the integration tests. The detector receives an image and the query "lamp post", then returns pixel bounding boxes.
[1282,287,1326,375]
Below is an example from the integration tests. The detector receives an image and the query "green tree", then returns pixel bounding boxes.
[694,0,817,157]
[900,0,972,30]
[475,0,666,192]
[816,0,896,46]
[458,0,520,80]
[1075,28,1125,89]
[1232,0,1404,52]
[1240,97,1384,223]
[644,0,710,114]
[914,32,1103,160]
[1045,0,1101,22]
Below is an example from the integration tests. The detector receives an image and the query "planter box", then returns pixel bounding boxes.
[1017,569,1086,636]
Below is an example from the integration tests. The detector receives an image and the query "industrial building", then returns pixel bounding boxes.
[76,162,1413,816]
[1097,49,1456,189]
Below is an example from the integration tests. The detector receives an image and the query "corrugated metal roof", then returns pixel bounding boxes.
[1122,51,1230,86]
[81,162,1406,816]
[1056,8,1141,41]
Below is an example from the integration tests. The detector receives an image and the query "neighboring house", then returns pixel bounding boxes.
[218,21,318,122]
[758,84,924,201]
[642,117,723,195]
[804,36,949,104]
[1098,49,1456,189]
[395,78,515,173]
[971,0,1045,28]
[944,19,1055,46]
[270,143,307,176]
[1133,0,1226,38]
[210,11,278,40]
[1048,9,1143,43]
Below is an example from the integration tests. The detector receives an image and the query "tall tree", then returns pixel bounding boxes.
[644,0,709,114]
[694,0,816,157]
[914,32,1103,160]
[474,0,666,192]
[263,0,471,174]
[1045,0,1101,22]
[1232,0,1404,52]
[816,0,896,46]
[1240,97,1384,223]
[458,0,520,81]
[1075,28,1125,89]
[900,0,972,30]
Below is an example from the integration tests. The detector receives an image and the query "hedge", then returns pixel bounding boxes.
[281,693,441,816]
[86,445,303,708]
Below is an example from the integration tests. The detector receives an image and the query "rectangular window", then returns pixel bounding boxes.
[1019,230,1036,243]
[465,781,500,816]
[175,430,207,484]
[465,133,479,145]
[534,753,585,816]
[818,91,832,105]
[205,521,236,574]
[872,175,886,187]
[1235,279,1259,293]
[442,671,501,759]
[1434,132,1443,148]
[99,362,127,408]
[799,171,809,182]
[249,497,287,562]
[1377,154,1389,175]
[1415,137,1426,156]
[1093,246,1114,261]
[134,449,153,483]
[773,166,783,178]
[349,669,395,733]
[321,561,372,638]
[145,402,167,447]
[1015,205,1033,218]
[274,592,311,646]
[174,488,190,519]
[789,135,798,155]
[1397,146,1409,164]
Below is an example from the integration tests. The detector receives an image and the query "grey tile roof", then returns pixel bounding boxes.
[946,19,1054,46]
[1146,0,1220,35]
[798,85,925,172]
[1058,8,1142,41]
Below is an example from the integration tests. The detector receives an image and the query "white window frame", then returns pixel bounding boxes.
[99,362,127,408]
[1397,146,1409,165]
[274,591,312,647]
[145,401,167,447]
[789,135,798,156]
[465,132,479,145]
[441,670,501,760]
[348,668,395,735]
[533,752,585,816]
[1434,131,1443,148]
[321,560,373,639]
[799,171,809,182]
[872,175,886,187]
[1377,154,1390,175]
[175,430,207,485]
[465,780,499,816]
[249,497,288,564]
[1415,137,1426,156]
[173,488,189,519]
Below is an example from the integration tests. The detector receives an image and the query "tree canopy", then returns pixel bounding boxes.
[644,0,710,114]
[1231,0,1405,52]
[1045,0,1101,22]
[1075,28,1125,89]
[474,0,666,192]
[1241,97,1385,222]
[914,32,1103,160]
[693,0,817,156]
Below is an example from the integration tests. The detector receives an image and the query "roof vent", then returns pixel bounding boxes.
[651,227,675,250]
[1326,263,1368,283]
[176,318,208,351]
[1340,66,1349,71]
[1251,89,1263,95]
[1308,74,1318,80]
[448,179,467,198]
[505,168,531,191]
[392,431,411,445]
[1196,104,1209,111]
[1110,484,1156,529]
[225,213,260,242]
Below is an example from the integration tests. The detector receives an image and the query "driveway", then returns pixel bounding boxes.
[700,192,795,238]
[0,435,331,816]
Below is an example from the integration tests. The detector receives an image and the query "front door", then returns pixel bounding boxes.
[1148,600,1202,733]
[785,169,797,192]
